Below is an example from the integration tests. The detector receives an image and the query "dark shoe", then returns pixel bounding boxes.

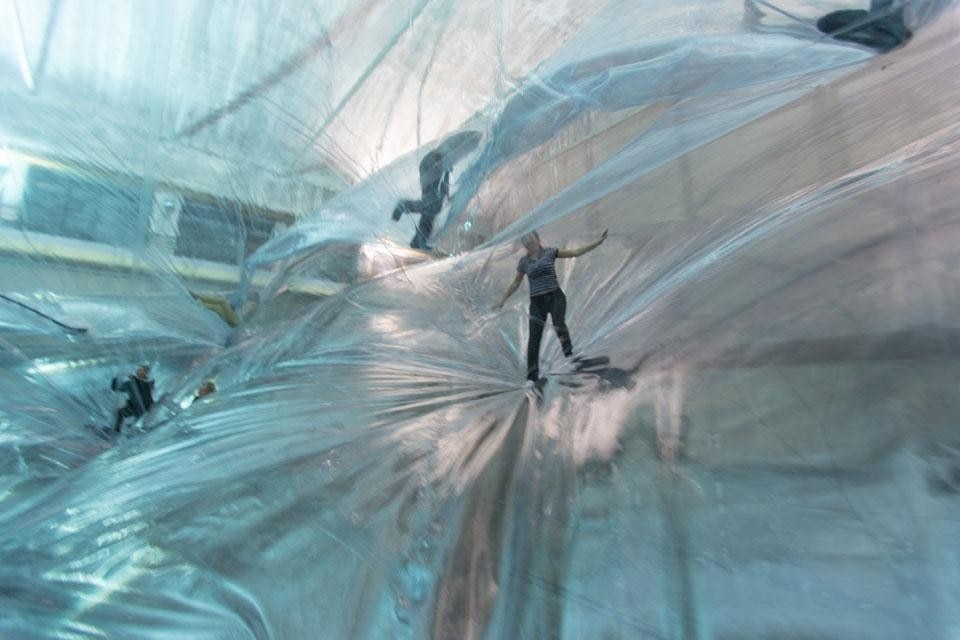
[391,205,403,221]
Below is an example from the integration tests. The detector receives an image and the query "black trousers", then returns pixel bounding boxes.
[114,405,141,432]
[412,210,435,249]
[527,289,574,380]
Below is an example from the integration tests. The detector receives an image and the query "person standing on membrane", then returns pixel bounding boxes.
[391,150,450,251]
[493,229,608,381]
[111,365,155,432]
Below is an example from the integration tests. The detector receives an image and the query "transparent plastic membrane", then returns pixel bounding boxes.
[1,1,958,638]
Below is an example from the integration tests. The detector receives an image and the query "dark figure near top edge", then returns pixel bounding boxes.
[391,150,450,251]
[112,364,155,432]
[817,0,912,53]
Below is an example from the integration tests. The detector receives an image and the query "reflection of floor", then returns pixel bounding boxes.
[579,358,960,639]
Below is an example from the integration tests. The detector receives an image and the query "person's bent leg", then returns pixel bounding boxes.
[527,296,550,380]
[115,406,132,432]
[393,199,422,221]
[550,290,574,358]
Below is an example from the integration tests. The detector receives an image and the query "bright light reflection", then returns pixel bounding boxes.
[27,357,107,376]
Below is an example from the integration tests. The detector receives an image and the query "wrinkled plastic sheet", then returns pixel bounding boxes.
[1,1,960,639]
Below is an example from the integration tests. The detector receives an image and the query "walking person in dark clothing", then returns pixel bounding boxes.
[493,229,608,381]
[112,365,155,432]
[391,150,450,251]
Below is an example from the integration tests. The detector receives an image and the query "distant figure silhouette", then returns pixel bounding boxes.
[391,150,450,251]
[112,365,155,432]
[192,380,217,404]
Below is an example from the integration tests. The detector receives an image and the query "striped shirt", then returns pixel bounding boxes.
[517,247,560,297]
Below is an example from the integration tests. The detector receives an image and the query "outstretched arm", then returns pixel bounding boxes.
[492,272,524,310]
[557,229,608,258]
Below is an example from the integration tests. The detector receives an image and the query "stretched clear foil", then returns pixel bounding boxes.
[0,1,958,638]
